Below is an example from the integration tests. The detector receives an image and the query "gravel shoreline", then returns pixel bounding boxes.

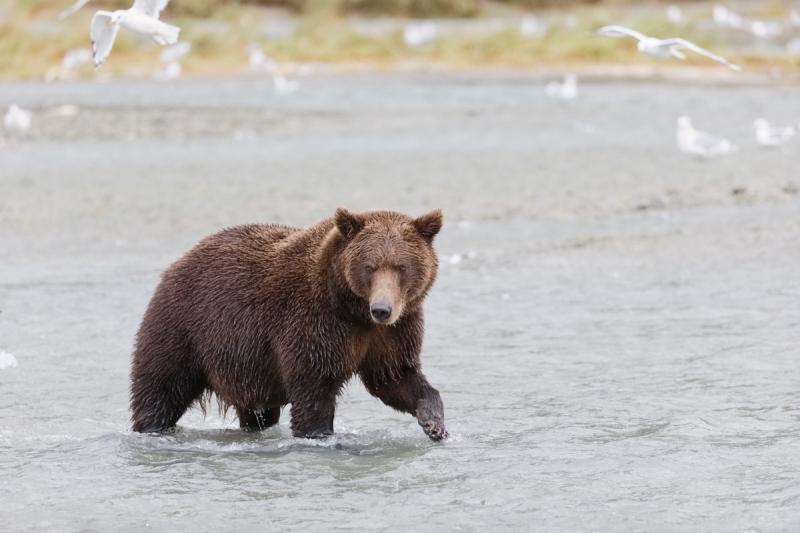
[1,76,797,235]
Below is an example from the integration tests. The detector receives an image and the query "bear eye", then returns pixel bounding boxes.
[397,265,406,273]
[365,266,375,274]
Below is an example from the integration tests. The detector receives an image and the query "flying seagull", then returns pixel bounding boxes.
[91,0,180,69]
[594,25,741,71]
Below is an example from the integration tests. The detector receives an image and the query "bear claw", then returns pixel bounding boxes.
[420,420,448,441]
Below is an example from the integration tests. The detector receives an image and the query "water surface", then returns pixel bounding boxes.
[1,75,798,532]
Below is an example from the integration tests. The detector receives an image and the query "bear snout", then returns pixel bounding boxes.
[370,302,393,323]
[368,270,403,325]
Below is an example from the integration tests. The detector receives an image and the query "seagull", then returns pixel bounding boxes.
[273,74,298,96]
[45,48,93,82]
[404,21,437,47]
[520,15,546,37]
[545,73,578,100]
[441,252,476,265]
[0,350,18,370]
[754,119,796,147]
[159,41,191,63]
[666,5,686,25]
[151,42,190,80]
[677,116,738,158]
[247,44,277,73]
[62,48,93,70]
[91,0,180,69]
[153,61,181,81]
[747,19,782,39]
[713,4,744,29]
[594,25,741,71]
[4,104,32,138]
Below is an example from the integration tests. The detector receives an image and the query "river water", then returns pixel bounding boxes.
[1,74,798,531]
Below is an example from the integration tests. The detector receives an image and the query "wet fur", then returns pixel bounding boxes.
[130,208,448,440]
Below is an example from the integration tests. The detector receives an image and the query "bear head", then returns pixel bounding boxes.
[334,207,443,325]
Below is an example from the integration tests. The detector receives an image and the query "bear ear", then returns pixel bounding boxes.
[413,208,443,240]
[334,207,365,239]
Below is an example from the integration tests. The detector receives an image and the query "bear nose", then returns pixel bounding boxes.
[370,303,392,323]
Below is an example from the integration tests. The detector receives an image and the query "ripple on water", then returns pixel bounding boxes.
[118,425,443,460]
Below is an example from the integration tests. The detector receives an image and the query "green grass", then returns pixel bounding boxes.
[0,1,793,80]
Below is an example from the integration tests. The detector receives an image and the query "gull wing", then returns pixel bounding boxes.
[91,11,121,69]
[594,25,648,41]
[58,0,91,21]
[130,0,170,19]
[665,38,741,71]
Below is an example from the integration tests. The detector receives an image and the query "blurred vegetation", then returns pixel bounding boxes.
[13,0,706,18]
[0,0,794,80]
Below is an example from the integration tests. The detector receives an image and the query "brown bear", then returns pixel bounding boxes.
[130,207,448,441]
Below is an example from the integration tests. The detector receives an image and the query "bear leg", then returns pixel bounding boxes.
[289,391,338,439]
[130,355,207,433]
[361,371,448,441]
[237,407,281,430]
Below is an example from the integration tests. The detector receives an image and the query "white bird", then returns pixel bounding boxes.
[273,74,298,96]
[247,43,277,73]
[59,0,91,21]
[152,42,189,80]
[159,41,191,63]
[545,73,578,100]
[666,5,686,25]
[91,0,180,69]
[441,252,476,265]
[748,19,781,39]
[713,4,744,29]
[62,48,92,70]
[594,25,741,71]
[4,104,32,138]
[153,61,181,81]
[520,14,546,37]
[677,116,738,158]
[0,351,18,370]
[754,119,796,147]
[404,21,437,47]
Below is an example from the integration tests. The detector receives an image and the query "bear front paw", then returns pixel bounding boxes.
[416,397,448,441]
[419,418,448,441]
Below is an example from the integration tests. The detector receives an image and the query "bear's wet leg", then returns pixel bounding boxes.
[289,389,338,439]
[237,407,281,430]
[130,358,206,433]
[362,371,448,441]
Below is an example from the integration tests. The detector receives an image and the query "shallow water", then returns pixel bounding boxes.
[1,75,799,531]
